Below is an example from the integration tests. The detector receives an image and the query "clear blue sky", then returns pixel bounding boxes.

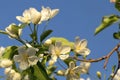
[0,0,119,80]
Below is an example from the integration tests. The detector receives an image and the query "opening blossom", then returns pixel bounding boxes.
[13,46,39,70]
[16,6,59,24]
[49,42,71,65]
[41,6,59,21]
[74,37,90,56]
[16,9,31,24]
[65,61,82,80]
[65,61,91,80]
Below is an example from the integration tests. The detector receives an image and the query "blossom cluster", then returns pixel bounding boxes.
[0,6,91,80]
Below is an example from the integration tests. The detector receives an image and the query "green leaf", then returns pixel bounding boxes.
[2,46,18,59]
[113,32,120,39]
[32,62,50,80]
[50,37,74,48]
[40,30,52,42]
[115,0,120,11]
[94,15,120,35]
[112,65,116,73]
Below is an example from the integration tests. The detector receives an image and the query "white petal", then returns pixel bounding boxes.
[19,61,29,70]
[55,42,62,49]
[77,48,90,56]
[18,46,26,54]
[59,54,69,60]
[51,55,58,62]
[27,47,36,56]
[50,9,59,19]
[49,45,55,55]
[80,39,87,48]
[60,46,71,54]
[28,56,38,65]
[13,55,21,62]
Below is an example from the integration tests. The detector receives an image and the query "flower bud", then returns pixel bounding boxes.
[44,39,52,46]
[0,59,13,68]
[5,23,22,39]
[57,70,65,76]
[96,71,101,79]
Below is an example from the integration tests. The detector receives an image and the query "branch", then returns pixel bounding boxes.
[70,43,120,69]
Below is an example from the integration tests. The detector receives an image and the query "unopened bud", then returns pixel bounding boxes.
[44,39,52,46]
[57,70,65,76]
[96,71,101,79]
[0,59,13,68]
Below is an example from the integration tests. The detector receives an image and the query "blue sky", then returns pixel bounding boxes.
[0,0,119,80]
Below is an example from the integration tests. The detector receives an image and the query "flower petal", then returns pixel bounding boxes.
[27,47,36,56]
[77,48,90,56]
[28,56,38,65]
[18,46,26,54]
[19,61,29,70]
[80,39,87,49]
[13,55,21,62]
[60,46,71,54]
[59,54,69,60]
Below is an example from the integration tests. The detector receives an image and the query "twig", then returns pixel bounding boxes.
[69,43,120,69]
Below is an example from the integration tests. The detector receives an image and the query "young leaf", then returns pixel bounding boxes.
[2,46,18,59]
[32,62,50,80]
[115,0,120,11]
[94,15,120,35]
[40,30,52,42]
[113,32,120,39]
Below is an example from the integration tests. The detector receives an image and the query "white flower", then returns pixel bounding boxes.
[13,46,39,70]
[16,8,41,24]
[65,61,82,80]
[79,62,91,74]
[74,37,90,56]
[41,6,59,21]
[16,9,31,24]
[49,42,71,65]
[0,47,5,57]
[113,69,120,80]
[0,59,13,68]
[29,8,41,24]
[5,68,21,80]
[5,23,22,39]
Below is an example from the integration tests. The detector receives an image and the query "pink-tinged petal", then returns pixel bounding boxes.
[60,46,71,54]
[59,54,69,60]
[28,56,38,65]
[13,55,21,62]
